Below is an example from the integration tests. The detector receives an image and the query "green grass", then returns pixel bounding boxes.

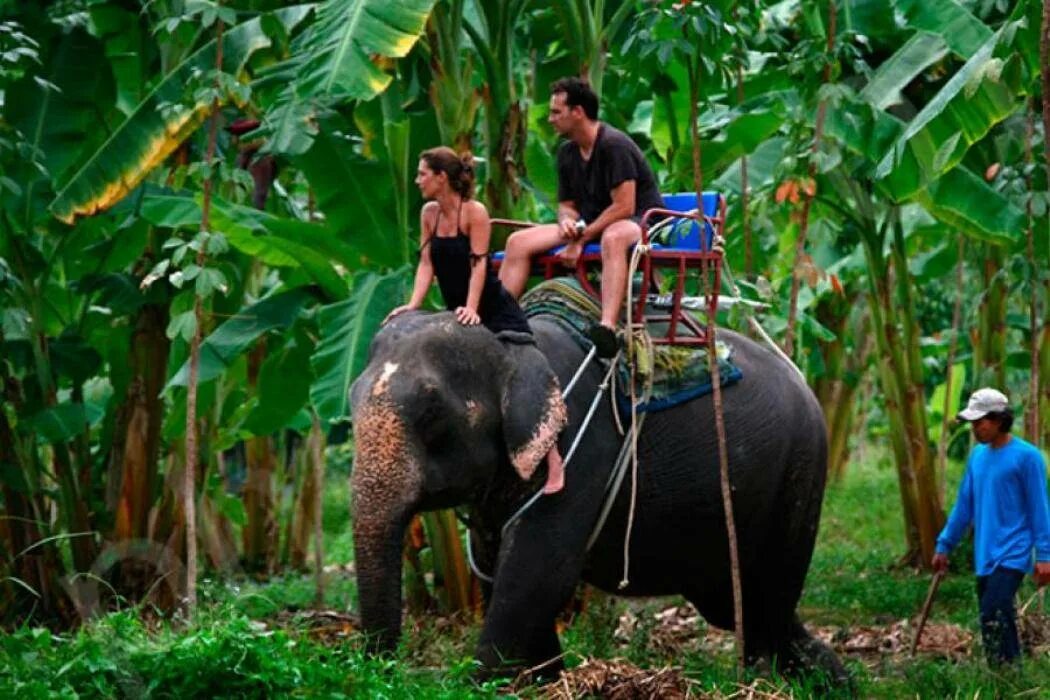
[3,450,1049,697]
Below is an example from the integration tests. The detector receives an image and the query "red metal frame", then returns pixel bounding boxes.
[491,197,726,347]
[631,196,726,346]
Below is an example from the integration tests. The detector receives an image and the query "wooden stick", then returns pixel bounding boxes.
[910,570,945,656]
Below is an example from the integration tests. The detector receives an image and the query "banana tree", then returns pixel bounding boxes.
[462,0,530,217]
[422,0,480,151]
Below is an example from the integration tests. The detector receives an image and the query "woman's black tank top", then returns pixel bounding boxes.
[424,205,531,334]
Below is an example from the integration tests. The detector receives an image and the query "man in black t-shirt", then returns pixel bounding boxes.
[499,77,663,357]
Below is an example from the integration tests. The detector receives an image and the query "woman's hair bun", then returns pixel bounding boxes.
[458,152,475,174]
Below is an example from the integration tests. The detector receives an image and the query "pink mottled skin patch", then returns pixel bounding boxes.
[465,399,483,428]
[510,386,568,481]
[352,384,423,540]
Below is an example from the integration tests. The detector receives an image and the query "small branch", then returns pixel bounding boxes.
[784,0,836,358]
[183,8,225,617]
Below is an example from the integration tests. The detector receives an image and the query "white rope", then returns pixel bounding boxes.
[616,239,657,589]
[586,414,646,551]
[500,356,618,542]
[719,256,805,381]
[561,345,597,399]
[465,532,493,584]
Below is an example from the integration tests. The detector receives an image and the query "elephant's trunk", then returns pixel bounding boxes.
[352,501,410,653]
[351,390,424,653]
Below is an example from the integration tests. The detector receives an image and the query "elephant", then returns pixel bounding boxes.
[348,307,846,683]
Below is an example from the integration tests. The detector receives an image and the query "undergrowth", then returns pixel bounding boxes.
[3,451,1049,697]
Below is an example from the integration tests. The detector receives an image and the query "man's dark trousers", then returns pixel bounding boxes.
[976,566,1025,663]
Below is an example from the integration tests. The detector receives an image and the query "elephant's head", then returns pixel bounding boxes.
[348,312,566,651]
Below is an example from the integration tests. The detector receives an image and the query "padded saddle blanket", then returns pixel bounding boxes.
[520,278,742,414]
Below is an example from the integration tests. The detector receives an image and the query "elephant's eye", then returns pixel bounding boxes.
[413,386,452,446]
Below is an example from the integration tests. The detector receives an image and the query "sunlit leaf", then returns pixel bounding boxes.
[49,5,313,223]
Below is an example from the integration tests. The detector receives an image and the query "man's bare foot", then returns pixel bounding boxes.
[556,241,582,268]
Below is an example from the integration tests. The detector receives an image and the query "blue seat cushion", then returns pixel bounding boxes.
[490,191,722,262]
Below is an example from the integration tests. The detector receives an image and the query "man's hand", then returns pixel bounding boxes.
[1035,561,1050,587]
[560,217,582,241]
[932,552,949,573]
[556,241,583,268]
[454,306,481,326]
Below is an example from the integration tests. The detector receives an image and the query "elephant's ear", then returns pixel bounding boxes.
[499,340,567,481]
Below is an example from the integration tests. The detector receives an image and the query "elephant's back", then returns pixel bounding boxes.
[580,328,827,595]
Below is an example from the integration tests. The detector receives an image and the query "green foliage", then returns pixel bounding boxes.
[259,0,438,155]
[166,286,317,389]
[309,268,409,424]
[49,5,313,223]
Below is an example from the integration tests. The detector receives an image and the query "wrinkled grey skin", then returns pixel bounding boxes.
[350,309,845,683]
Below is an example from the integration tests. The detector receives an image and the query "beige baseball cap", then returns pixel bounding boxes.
[957,387,1009,421]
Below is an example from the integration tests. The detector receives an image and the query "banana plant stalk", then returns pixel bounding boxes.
[937,236,965,503]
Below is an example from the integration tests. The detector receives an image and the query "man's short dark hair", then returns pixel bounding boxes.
[987,408,1014,433]
[551,77,599,120]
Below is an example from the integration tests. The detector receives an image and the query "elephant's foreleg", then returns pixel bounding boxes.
[475,512,589,679]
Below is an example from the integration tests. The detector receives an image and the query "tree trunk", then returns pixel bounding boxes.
[421,510,472,612]
[242,340,277,574]
[860,218,944,568]
[0,404,71,625]
[108,303,170,599]
[291,433,321,571]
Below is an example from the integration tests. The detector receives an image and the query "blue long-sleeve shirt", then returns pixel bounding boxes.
[935,437,1050,576]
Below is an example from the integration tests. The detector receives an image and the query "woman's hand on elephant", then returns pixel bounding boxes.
[455,306,481,326]
[384,304,416,325]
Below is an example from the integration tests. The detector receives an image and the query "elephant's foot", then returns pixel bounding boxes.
[475,628,565,685]
[749,621,852,695]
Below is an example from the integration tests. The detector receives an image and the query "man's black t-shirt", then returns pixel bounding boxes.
[556,123,663,224]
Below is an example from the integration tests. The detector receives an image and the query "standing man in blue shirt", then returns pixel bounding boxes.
[933,387,1050,664]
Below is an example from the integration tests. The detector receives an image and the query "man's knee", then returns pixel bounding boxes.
[506,226,558,259]
[600,221,641,254]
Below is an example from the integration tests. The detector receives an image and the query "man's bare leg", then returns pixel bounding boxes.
[598,220,642,328]
[499,224,565,298]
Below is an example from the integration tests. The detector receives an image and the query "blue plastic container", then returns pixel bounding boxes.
[656,192,722,250]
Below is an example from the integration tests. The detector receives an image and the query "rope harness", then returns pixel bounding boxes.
[465,212,799,586]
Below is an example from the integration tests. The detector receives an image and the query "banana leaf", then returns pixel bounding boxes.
[243,328,314,435]
[282,0,434,102]
[4,28,115,225]
[860,31,948,110]
[873,33,1024,199]
[166,285,317,389]
[294,129,405,269]
[916,167,1022,245]
[826,100,1024,243]
[894,0,991,59]
[258,0,436,154]
[309,268,408,424]
[49,5,314,224]
[838,0,897,42]
[140,191,351,299]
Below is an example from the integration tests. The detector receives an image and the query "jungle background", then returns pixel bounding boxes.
[1,0,1048,696]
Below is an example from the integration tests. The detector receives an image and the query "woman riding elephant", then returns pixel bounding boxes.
[349,304,845,683]
[385,146,566,494]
